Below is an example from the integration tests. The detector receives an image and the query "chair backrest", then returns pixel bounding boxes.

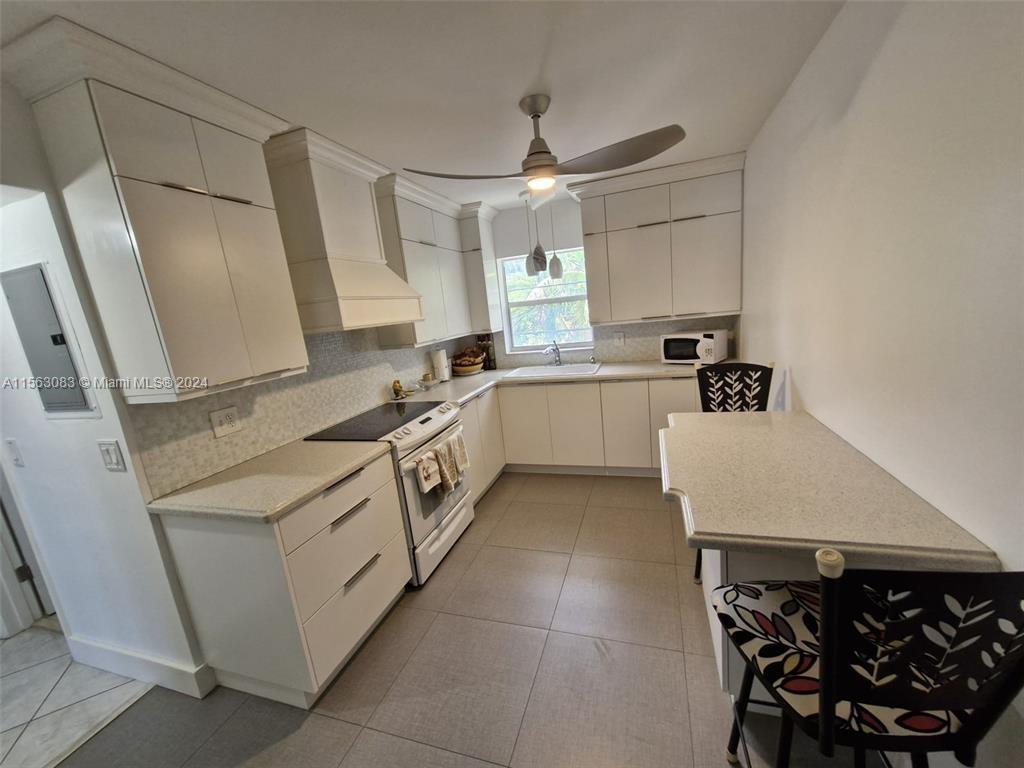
[695,362,773,412]
[817,551,1024,760]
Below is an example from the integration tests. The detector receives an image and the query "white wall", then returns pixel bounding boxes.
[0,83,209,694]
[740,1,1023,574]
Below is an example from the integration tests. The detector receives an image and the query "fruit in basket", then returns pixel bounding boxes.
[452,345,486,374]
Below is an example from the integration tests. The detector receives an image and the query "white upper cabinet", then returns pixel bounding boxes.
[583,233,611,324]
[671,211,742,315]
[193,120,275,208]
[437,247,472,338]
[604,185,670,231]
[400,240,447,343]
[648,378,697,469]
[607,224,673,321]
[670,171,742,220]
[499,385,552,465]
[118,178,253,386]
[601,381,652,468]
[395,198,436,244]
[90,81,208,190]
[213,199,308,375]
[432,211,462,251]
[547,383,605,466]
[581,196,606,236]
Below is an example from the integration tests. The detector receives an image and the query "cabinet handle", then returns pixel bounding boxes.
[159,181,209,196]
[344,552,381,589]
[641,314,671,320]
[212,192,253,205]
[322,467,364,495]
[636,220,669,229]
[330,497,371,529]
[671,214,707,223]
[419,239,437,246]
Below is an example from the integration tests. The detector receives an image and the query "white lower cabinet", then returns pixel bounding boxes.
[160,453,409,708]
[478,388,506,482]
[648,378,698,468]
[499,385,552,465]
[547,383,605,466]
[600,381,653,467]
[460,397,488,499]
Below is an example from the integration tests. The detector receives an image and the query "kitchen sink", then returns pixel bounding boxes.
[504,363,602,379]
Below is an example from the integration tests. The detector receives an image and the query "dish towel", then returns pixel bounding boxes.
[450,431,470,473]
[415,452,441,494]
[433,440,460,495]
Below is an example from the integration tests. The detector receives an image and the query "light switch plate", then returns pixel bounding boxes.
[5,438,25,467]
[97,440,126,472]
[613,332,625,347]
[210,406,242,438]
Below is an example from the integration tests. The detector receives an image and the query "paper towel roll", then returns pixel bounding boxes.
[431,349,450,381]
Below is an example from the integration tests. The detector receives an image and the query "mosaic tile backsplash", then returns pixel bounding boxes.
[129,330,471,500]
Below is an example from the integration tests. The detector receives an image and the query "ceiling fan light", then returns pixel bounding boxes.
[527,175,556,191]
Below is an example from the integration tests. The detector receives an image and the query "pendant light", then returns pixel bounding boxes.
[524,199,537,276]
[548,208,563,280]
[531,207,547,273]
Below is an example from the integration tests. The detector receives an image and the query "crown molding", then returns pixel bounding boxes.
[2,16,290,140]
[374,173,462,218]
[567,152,746,198]
[458,201,499,222]
[264,128,388,181]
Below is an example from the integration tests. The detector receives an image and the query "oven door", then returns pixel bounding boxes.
[399,422,470,546]
[661,335,702,363]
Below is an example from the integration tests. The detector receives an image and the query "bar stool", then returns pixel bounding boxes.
[691,361,774,583]
[711,549,1024,767]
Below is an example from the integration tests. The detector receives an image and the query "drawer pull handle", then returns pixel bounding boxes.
[159,181,209,196]
[330,497,371,529]
[213,192,253,205]
[322,468,364,496]
[671,214,707,223]
[344,553,381,589]
[636,220,668,228]
[419,239,437,246]
[641,314,671,320]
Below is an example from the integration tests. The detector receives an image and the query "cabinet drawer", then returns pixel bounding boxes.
[670,171,742,220]
[278,453,393,553]
[303,529,411,687]
[287,479,403,622]
[604,185,670,231]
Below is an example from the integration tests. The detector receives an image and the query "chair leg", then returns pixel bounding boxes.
[910,754,929,768]
[693,548,703,584]
[854,746,866,768]
[726,664,754,764]
[775,714,794,768]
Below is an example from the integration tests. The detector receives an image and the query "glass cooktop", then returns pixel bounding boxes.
[305,401,443,442]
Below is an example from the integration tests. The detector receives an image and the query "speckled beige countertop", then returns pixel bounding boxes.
[407,361,697,406]
[147,440,389,523]
[660,411,999,571]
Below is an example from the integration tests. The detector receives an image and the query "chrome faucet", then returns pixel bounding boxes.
[543,340,562,366]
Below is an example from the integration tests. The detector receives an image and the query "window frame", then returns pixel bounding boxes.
[497,249,594,354]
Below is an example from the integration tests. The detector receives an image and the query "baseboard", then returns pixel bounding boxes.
[214,670,318,709]
[67,634,216,698]
[504,464,660,478]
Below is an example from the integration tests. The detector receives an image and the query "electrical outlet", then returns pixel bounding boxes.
[210,406,243,438]
[97,440,126,472]
[5,438,25,467]
[613,332,625,348]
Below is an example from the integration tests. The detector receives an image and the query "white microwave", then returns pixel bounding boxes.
[660,330,728,364]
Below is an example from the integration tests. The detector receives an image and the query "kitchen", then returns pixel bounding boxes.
[0,2,1021,768]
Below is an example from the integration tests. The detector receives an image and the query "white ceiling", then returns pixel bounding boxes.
[1,1,841,209]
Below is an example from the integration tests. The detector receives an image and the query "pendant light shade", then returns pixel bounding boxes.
[523,199,538,275]
[548,252,563,279]
[531,208,547,273]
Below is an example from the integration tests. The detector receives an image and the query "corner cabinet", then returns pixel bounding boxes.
[34,80,307,403]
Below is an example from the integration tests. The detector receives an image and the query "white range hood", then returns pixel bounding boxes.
[264,128,423,332]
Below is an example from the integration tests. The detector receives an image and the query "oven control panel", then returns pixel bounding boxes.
[388,401,460,451]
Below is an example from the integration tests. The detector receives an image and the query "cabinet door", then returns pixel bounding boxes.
[90,82,207,191]
[118,178,253,385]
[581,196,606,236]
[670,171,741,220]
[607,224,672,321]
[583,233,611,324]
[604,185,670,231]
[400,241,446,343]
[432,211,462,251]
[193,120,275,209]
[648,378,697,469]
[478,387,506,484]
[437,247,472,338]
[499,385,552,465]
[601,381,652,467]
[459,398,487,499]
[395,198,436,244]
[213,199,308,375]
[548,383,604,466]
[671,211,742,315]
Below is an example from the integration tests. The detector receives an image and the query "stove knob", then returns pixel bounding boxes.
[402,427,412,435]
[393,431,403,440]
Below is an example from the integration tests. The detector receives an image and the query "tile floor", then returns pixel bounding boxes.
[46,473,893,767]
[0,627,150,767]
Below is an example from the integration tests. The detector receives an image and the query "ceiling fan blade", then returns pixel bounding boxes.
[403,168,526,180]
[553,125,685,175]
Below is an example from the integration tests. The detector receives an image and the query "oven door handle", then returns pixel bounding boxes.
[399,423,463,474]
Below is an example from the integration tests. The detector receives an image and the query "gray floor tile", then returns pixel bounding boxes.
[511,631,691,768]
[457,495,511,552]
[485,501,585,553]
[589,475,669,510]
[58,685,247,768]
[183,696,360,768]
[401,538,480,612]
[513,473,595,505]
[442,546,569,628]
[8,680,148,768]
[1,655,70,731]
[552,555,682,650]
[315,606,437,726]
[0,629,69,678]
[368,613,547,765]
[672,506,698,566]
[37,662,132,718]
[573,505,675,563]
[0,725,25,763]
[340,729,495,768]
[480,472,526,503]
[678,567,715,656]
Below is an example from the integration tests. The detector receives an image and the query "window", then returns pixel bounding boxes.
[499,248,593,352]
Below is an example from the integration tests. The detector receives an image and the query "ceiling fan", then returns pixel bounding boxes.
[404,94,685,193]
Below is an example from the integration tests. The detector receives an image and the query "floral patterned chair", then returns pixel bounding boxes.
[712,549,1024,768]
